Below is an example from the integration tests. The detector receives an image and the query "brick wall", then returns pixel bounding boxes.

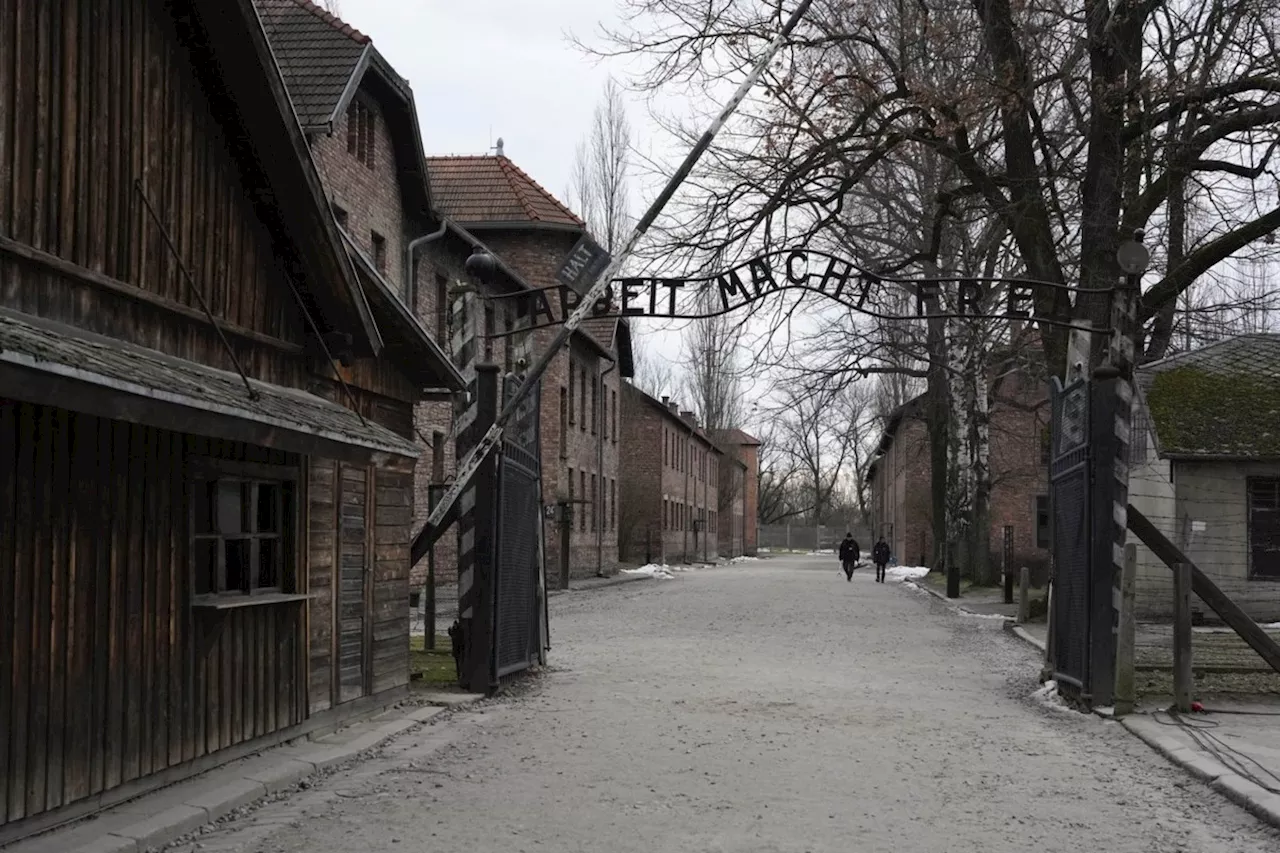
[868,379,1051,578]
[310,89,416,301]
[619,384,721,564]
[740,443,760,555]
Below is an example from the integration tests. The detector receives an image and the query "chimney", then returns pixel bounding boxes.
[668,401,678,413]
[680,410,696,426]
[495,137,505,156]
[661,395,669,406]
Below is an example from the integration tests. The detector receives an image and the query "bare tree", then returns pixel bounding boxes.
[629,330,678,398]
[680,287,746,433]
[589,0,1280,378]
[569,78,632,256]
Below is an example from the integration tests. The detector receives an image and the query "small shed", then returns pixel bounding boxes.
[1130,334,1280,621]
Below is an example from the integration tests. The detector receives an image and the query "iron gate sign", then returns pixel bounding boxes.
[494,249,1114,337]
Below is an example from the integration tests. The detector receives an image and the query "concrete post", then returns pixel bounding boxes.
[1017,567,1030,624]
[1114,543,1137,716]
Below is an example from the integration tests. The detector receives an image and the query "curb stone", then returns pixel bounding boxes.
[912,578,1015,622]
[547,572,652,597]
[1121,715,1280,830]
[1001,620,1048,652]
[4,695,487,853]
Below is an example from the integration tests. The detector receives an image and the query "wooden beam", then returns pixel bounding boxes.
[0,234,302,354]
[1127,503,1280,676]
[1173,561,1194,712]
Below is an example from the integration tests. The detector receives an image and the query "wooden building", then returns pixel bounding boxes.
[0,0,462,841]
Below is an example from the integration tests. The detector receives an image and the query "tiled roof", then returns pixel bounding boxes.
[426,155,585,228]
[0,308,419,458]
[718,428,761,447]
[1139,334,1280,459]
[255,0,367,128]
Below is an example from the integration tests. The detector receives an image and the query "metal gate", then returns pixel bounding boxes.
[1048,372,1122,706]
[493,376,543,678]
[1049,375,1092,693]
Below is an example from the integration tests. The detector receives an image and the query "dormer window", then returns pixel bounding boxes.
[346,99,375,169]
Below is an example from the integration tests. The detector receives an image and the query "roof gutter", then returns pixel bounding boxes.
[405,218,449,304]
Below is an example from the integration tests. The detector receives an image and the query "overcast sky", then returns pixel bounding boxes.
[333,0,653,207]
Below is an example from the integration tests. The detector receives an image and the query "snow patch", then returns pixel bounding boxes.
[810,548,835,555]
[1031,680,1078,715]
[621,564,676,580]
[728,556,759,564]
[960,611,1012,621]
[886,565,930,582]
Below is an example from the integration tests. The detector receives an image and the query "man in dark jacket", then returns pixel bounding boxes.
[872,537,891,583]
[838,533,860,581]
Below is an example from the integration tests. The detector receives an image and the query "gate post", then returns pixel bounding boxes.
[461,365,500,694]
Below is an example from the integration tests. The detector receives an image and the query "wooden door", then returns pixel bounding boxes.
[335,464,369,704]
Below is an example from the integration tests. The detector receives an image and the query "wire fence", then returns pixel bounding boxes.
[758,523,872,553]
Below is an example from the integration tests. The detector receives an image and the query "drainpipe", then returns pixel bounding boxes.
[405,218,449,306]
[596,358,618,577]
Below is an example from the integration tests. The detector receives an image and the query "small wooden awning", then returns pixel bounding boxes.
[0,308,419,465]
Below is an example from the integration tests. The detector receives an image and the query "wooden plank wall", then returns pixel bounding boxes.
[336,464,368,704]
[0,0,306,349]
[372,466,413,693]
[307,459,337,713]
[0,402,306,829]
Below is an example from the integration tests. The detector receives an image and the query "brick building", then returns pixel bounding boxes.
[713,429,762,557]
[619,385,724,564]
[867,376,1051,578]
[427,149,635,579]
[258,0,547,589]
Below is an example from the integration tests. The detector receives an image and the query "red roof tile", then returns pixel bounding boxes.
[426,155,584,229]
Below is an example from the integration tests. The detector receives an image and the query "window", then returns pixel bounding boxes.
[611,479,616,531]
[611,390,617,443]
[663,500,668,530]
[580,471,587,531]
[559,388,568,458]
[333,205,349,230]
[346,99,375,168]
[371,232,387,276]
[431,431,445,481]
[193,474,295,598]
[435,273,449,341]
[568,467,575,515]
[602,386,608,441]
[591,375,598,435]
[568,362,576,425]
[580,368,587,431]
[1035,495,1050,550]
[591,475,598,532]
[1248,478,1280,580]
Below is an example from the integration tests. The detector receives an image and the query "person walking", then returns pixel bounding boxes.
[872,536,891,583]
[838,533,861,582]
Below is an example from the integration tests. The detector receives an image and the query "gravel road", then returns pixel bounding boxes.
[178,555,1280,853]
